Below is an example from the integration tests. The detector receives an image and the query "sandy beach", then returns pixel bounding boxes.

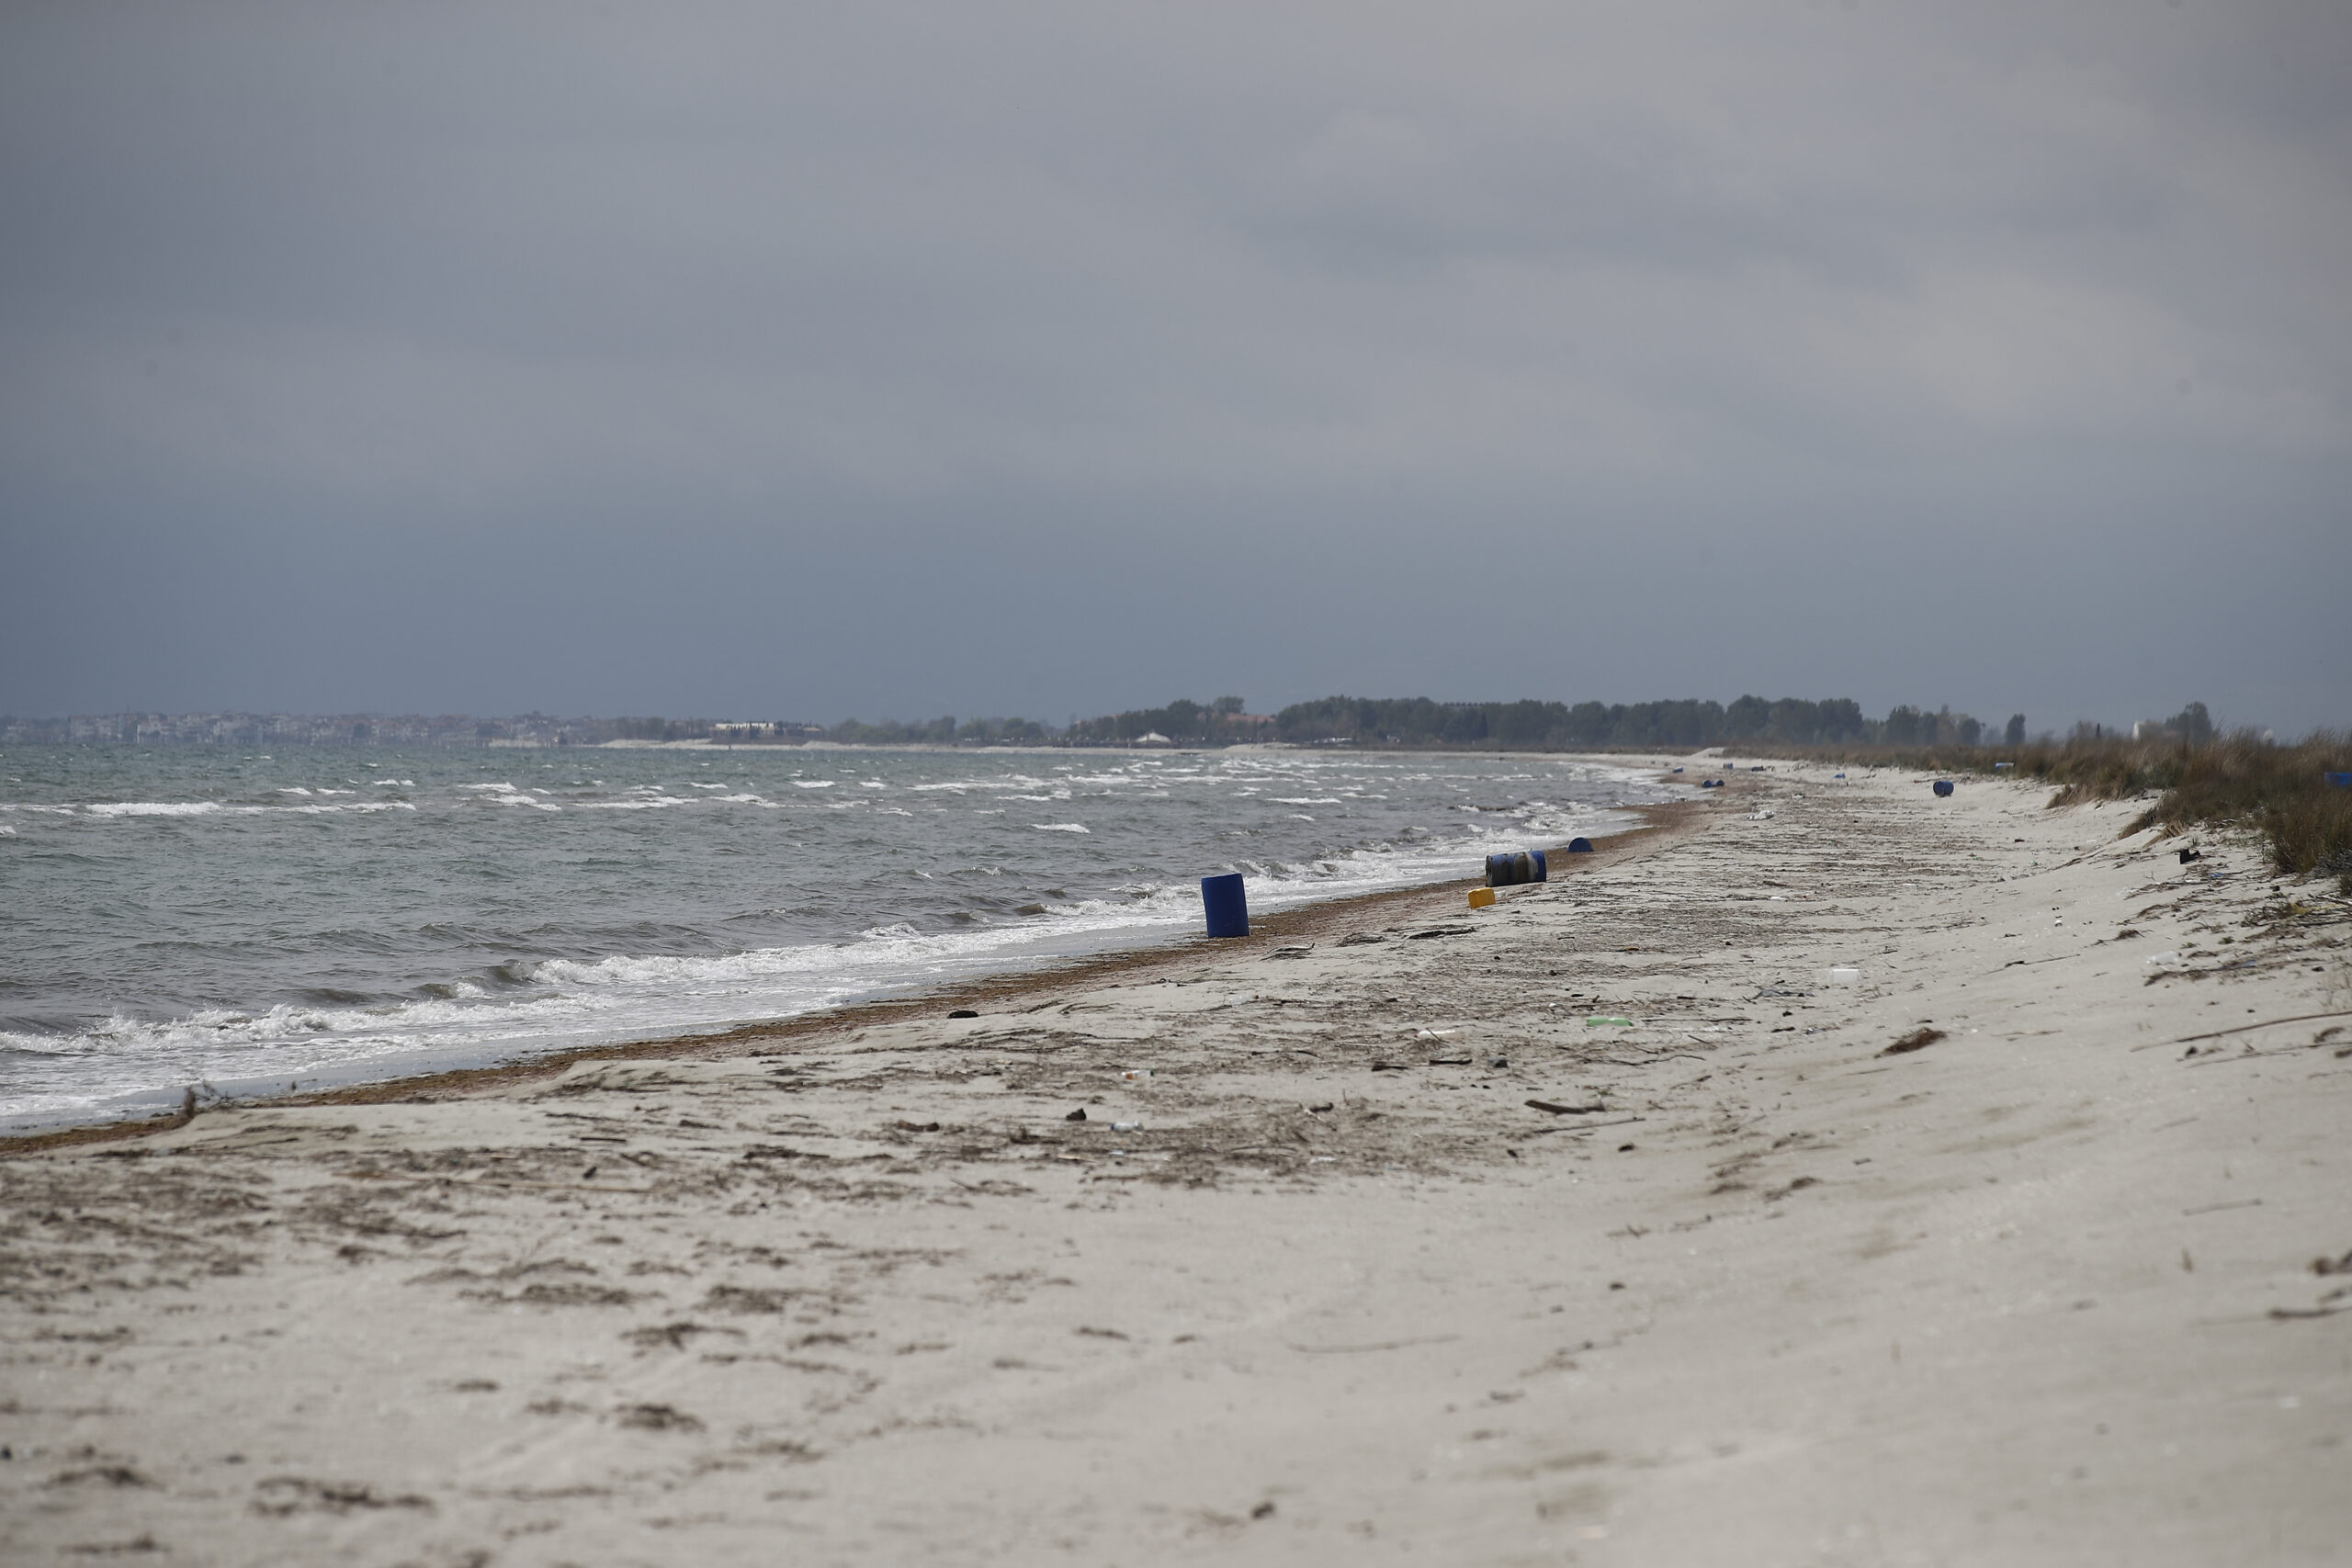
[4,758,2347,1566]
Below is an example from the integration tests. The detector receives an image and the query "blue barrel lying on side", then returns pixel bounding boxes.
[1933,779,1955,797]
[2327,772,2352,789]
[1485,850,1548,887]
[1201,873,1249,938]
[1566,837,1593,853]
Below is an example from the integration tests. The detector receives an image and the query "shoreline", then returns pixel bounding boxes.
[6,761,2342,1564]
[0,796,1703,1158]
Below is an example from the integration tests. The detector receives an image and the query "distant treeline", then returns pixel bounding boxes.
[1261,694,2010,750]
[1066,697,1266,746]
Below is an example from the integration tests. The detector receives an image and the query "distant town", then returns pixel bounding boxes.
[0,697,2222,752]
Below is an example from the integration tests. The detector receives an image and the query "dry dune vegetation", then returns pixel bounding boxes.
[1747,731,2352,892]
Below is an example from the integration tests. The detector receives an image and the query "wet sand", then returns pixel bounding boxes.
[4,759,2347,1565]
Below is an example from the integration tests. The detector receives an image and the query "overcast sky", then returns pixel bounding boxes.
[3,2,2346,734]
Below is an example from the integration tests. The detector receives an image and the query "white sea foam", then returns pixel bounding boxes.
[85,801,224,818]
[1032,822,1090,832]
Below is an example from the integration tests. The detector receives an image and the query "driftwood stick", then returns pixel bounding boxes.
[2147,1009,2352,1050]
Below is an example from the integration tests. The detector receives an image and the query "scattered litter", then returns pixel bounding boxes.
[1824,967,1861,985]
[1120,1069,1155,1081]
[2143,952,2183,967]
[1525,1100,1607,1116]
[893,1120,942,1132]
[1428,1055,1473,1066]
[1749,809,1776,820]
[1064,1108,1088,1122]
[1269,943,1316,959]
[1408,925,1475,940]
[1484,1055,1509,1069]
[1371,1061,1407,1072]
[1306,1102,1334,1114]
[1881,1027,1945,1056]
[1338,931,1386,946]
[1585,1016,1635,1028]
[1111,1121,1143,1132]
[1468,887,1498,909]
[1933,780,1955,797]
[1414,1026,1459,1039]
[2177,847,2202,864]
[947,1009,978,1019]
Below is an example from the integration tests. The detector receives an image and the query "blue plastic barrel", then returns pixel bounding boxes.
[1566,838,1593,854]
[1201,873,1249,938]
[1530,849,1548,880]
[1933,779,1955,797]
[2327,772,2352,789]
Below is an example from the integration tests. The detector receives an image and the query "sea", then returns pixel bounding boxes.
[0,743,1678,1133]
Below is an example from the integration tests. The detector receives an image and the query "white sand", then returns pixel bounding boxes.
[5,760,2347,1565]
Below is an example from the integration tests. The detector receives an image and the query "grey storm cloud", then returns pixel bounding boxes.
[2,2,2346,729]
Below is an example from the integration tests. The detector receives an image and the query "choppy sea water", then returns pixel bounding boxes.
[0,744,1677,1131]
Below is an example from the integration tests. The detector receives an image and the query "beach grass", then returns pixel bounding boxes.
[1736,730,2352,890]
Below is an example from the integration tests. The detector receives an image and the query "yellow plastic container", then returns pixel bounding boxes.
[1467,887,1497,909]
